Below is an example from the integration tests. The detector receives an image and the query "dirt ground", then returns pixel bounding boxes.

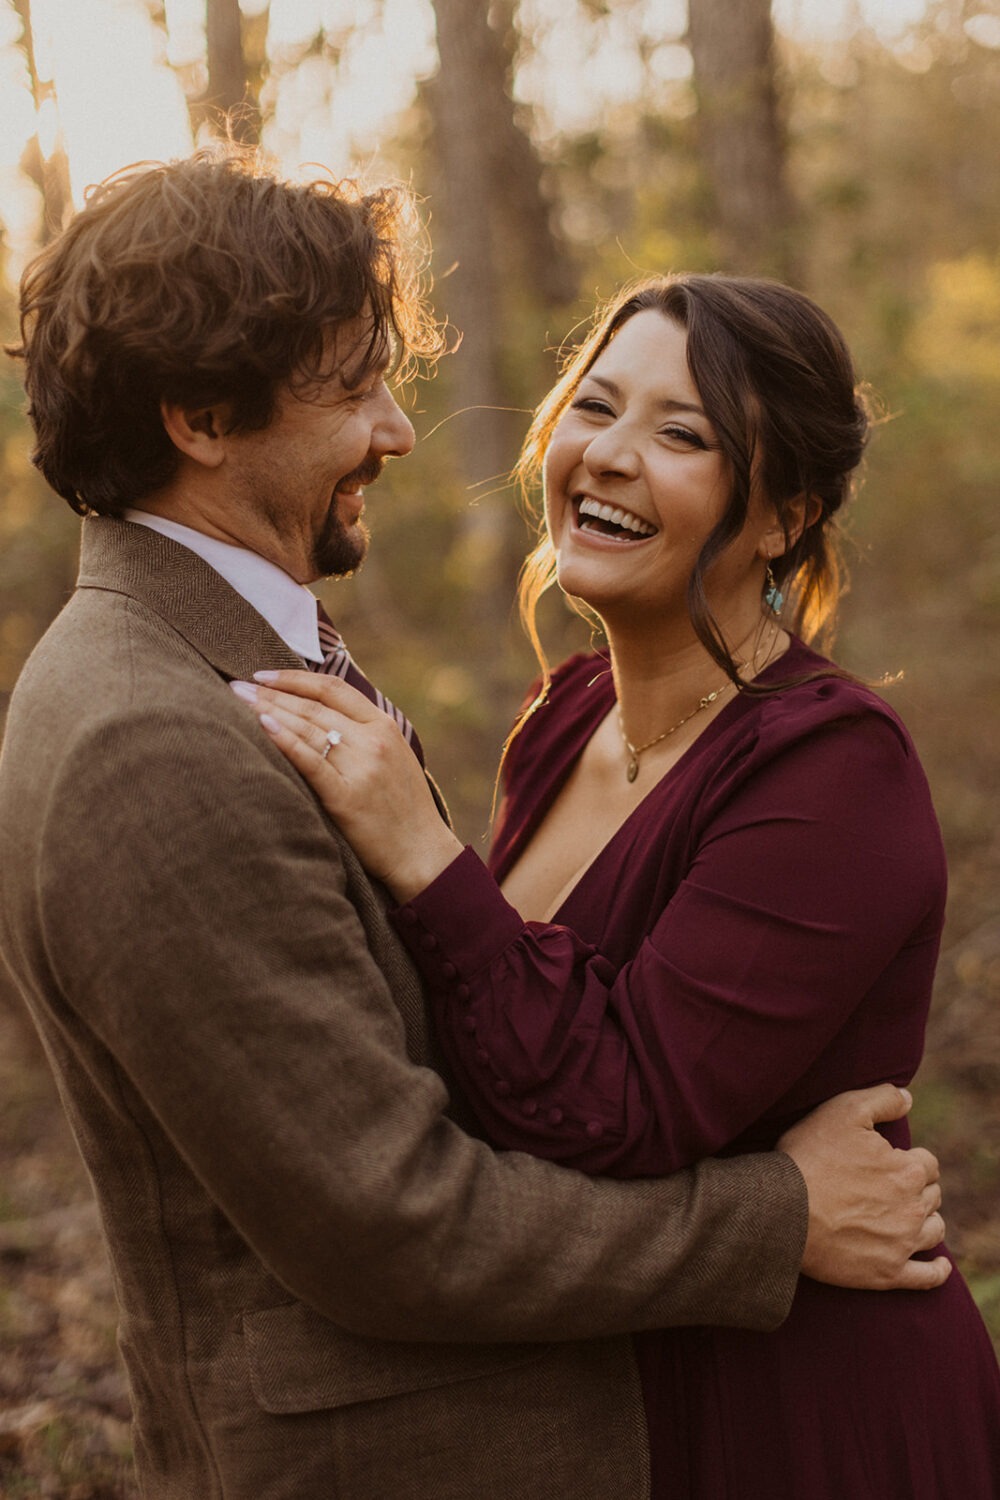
[0,1005,137,1500]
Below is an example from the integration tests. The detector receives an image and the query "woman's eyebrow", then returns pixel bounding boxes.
[582,372,707,417]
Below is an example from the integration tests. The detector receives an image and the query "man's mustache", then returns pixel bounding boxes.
[339,458,385,490]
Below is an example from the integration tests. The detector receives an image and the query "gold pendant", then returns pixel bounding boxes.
[626,758,639,783]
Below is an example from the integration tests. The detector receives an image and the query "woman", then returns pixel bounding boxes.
[233,276,1000,1496]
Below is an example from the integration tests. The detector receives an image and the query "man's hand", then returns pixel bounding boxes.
[778,1084,950,1291]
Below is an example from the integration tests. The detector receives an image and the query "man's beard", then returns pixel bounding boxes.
[312,503,370,578]
[311,456,384,577]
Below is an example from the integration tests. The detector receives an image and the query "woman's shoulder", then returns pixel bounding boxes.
[513,649,612,735]
[749,636,920,767]
[671,641,943,891]
[548,649,614,699]
[502,651,612,778]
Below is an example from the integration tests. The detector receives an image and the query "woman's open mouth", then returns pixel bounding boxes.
[573,496,657,542]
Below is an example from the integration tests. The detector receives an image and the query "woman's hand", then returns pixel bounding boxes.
[230,671,464,902]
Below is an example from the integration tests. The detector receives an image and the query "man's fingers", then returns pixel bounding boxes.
[848,1081,913,1127]
[920,1181,942,1216]
[907,1145,942,1185]
[914,1211,946,1253]
[782,1083,913,1142]
[892,1255,953,1292]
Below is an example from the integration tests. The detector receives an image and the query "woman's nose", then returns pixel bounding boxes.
[582,420,639,478]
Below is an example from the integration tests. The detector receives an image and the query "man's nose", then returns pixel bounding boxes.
[377,389,416,457]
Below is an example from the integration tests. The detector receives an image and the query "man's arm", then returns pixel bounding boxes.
[42,699,945,1343]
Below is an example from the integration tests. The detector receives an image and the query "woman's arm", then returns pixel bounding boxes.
[234,673,946,1179]
[396,709,945,1176]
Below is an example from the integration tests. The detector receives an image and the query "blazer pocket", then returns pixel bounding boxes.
[243,1301,548,1415]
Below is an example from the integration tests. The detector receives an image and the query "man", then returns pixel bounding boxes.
[0,150,946,1500]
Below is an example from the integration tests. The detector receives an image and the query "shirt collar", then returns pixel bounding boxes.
[124,509,324,663]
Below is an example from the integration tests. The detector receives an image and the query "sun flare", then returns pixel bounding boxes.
[0,0,933,278]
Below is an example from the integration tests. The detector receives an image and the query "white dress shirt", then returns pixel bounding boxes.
[125,509,324,663]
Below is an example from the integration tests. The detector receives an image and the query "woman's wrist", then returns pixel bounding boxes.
[382,827,467,904]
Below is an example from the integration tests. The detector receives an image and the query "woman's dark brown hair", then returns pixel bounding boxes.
[7,148,442,516]
[516,273,872,688]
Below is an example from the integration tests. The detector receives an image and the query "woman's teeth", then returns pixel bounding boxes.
[577,497,656,538]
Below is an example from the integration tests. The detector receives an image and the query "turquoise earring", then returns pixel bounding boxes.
[765,562,784,614]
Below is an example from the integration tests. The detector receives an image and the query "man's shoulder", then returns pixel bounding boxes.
[0,621,351,943]
[6,586,217,745]
[2,584,268,822]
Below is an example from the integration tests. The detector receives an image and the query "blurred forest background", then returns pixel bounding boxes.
[0,0,997,1492]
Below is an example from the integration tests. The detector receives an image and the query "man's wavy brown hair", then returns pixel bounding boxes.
[7,148,443,516]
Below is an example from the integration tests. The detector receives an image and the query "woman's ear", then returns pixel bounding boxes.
[160,401,230,469]
[760,492,822,559]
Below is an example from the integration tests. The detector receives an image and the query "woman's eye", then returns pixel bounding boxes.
[661,424,707,449]
[571,397,615,417]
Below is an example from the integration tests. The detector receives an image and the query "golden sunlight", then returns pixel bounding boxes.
[26,0,191,196]
[0,0,933,279]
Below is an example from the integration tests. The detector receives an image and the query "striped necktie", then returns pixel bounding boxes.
[312,602,425,767]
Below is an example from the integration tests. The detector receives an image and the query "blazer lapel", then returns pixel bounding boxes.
[75,518,460,1087]
[77,515,306,680]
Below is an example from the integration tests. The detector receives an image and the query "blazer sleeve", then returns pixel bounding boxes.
[34,692,805,1342]
[392,709,946,1177]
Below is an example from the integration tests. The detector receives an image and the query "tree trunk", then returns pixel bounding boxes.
[425,0,575,648]
[202,0,261,143]
[427,0,510,499]
[10,0,72,241]
[687,0,799,280]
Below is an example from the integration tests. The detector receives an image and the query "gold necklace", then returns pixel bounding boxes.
[617,683,731,783]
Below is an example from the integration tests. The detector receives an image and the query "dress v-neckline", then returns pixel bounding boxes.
[545,701,736,923]
[494,642,802,922]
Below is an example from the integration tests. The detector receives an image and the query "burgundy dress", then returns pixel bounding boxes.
[390,637,1000,1498]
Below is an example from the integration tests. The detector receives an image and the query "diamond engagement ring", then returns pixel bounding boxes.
[319,727,343,761]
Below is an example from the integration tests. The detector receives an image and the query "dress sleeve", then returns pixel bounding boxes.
[391,708,946,1178]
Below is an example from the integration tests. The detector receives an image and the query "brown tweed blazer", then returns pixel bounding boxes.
[0,517,806,1499]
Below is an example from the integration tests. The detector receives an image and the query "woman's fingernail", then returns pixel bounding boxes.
[253,670,280,683]
[230,681,258,703]
[260,713,281,735]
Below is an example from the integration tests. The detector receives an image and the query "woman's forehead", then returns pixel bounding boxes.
[583,311,700,402]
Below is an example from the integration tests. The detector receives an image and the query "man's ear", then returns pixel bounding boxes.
[160,401,230,469]
[760,492,823,559]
